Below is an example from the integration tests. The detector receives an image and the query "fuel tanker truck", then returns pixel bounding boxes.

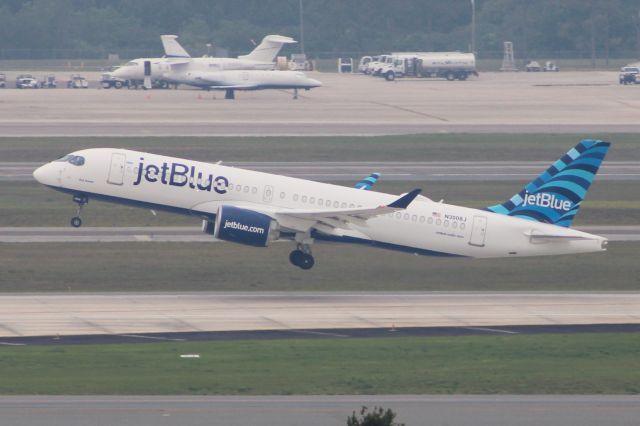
[379,52,477,81]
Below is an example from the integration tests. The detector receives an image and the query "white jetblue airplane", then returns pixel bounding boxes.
[33,140,610,270]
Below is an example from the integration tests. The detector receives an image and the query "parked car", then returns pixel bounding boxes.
[619,66,639,85]
[40,74,57,88]
[67,74,89,88]
[16,74,39,89]
[0,73,6,88]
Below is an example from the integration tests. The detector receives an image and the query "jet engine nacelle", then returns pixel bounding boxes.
[209,206,279,247]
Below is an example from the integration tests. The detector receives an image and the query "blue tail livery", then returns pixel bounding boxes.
[354,172,381,190]
[486,139,610,227]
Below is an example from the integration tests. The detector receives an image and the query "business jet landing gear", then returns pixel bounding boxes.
[289,243,314,270]
[225,89,235,100]
[293,88,298,100]
[70,194,88,228]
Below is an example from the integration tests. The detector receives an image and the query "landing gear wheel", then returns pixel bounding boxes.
[70,217,82,228]
[289,250,304,266]
[289,249,315,270]
[298,253,314,270]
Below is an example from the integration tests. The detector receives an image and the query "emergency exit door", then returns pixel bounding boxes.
[107,152,126,185]
[468,215,488,247]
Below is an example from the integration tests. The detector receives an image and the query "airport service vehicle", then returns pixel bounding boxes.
[0,73,6,88]
[543,61,559,72]
[380,52,477,81]
[112,34,296,89]
[16,74,39,88]
[100,73,129,89]
[525,60,542,72]
[366,55,392,76]
[619,66,639,84]
[40,74,57,88]
[67,74,89,88]
[33,140,610,270]
[358,56,373,73]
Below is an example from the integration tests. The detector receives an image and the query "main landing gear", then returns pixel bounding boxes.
[289,242,314,270]
[70,194,88,228]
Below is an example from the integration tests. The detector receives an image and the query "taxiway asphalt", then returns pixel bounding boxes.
[0,292,639,339]
[1,395,639,426]
[1,72,640,136]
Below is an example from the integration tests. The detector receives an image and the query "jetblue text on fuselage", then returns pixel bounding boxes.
[522,192,572,211]
[133,158,228,194]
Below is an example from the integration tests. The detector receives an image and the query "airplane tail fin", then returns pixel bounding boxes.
[238,34,296,63]
[161,35,191,58]
[355,173,381,190]
[486,139,610,228]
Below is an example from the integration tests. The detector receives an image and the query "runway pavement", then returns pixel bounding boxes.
[0,292,639,339]
[1,225,638,242]
[1,395,640,426]
[2,71,640,136]
[3,160,640,182]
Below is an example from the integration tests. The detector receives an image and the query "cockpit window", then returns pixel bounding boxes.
[54,154,85,166]
[69,155,85,166]
[123,61,137,67]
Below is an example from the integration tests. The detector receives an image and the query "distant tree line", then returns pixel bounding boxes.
[0,0,639,60]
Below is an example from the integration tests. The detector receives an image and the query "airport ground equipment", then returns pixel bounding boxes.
[338,58,353,73]
[500,41,517,71]
[380,52,477,81]
[67,74,89,88]
[543,61,559,72]
[525,61,541,72]
[619,66,639,84]
[16,74,39,88]
[40,74,57,88]
[0,73,5,88]
[100,73,129,89]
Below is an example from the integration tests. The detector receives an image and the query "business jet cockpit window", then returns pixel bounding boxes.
[54,155,85,166]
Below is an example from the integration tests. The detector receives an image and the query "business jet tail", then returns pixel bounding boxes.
[161,35,191,58]
[486,139,610,227]
[238,35,296,63]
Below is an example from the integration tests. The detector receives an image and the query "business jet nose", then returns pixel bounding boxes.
[308,78,322,88]
[33,163,55,185]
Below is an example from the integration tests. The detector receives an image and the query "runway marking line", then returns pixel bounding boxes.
[0,341,26,346]
[463,327,519,335]
[117,334,186,342]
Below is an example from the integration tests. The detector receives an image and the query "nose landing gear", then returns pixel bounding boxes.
[70,194,88,228]
[289,242,315,270]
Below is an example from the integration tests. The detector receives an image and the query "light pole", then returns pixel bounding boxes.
[299,0,305,54]
[470,0,476,55]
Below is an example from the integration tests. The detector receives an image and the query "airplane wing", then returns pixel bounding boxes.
[192,189,421,234]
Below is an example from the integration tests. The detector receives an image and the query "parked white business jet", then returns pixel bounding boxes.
[33,140,610,269]
[111,34,296,88]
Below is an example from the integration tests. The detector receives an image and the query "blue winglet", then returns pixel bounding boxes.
[388,189,422,209]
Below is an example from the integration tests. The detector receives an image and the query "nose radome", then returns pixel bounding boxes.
[32,165,46,183]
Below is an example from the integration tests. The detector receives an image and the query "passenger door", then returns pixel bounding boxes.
[468,215,488,247]
[107,152,126,185]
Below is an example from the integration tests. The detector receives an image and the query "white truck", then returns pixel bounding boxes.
[379,52,477,81]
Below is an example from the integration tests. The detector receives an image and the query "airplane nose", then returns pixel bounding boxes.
[33,164,54,185]
[308,78,322,88]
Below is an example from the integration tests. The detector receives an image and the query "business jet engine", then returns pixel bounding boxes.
[202,206,280,247]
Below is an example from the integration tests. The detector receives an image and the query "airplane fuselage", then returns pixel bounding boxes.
[33,148,607,261]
